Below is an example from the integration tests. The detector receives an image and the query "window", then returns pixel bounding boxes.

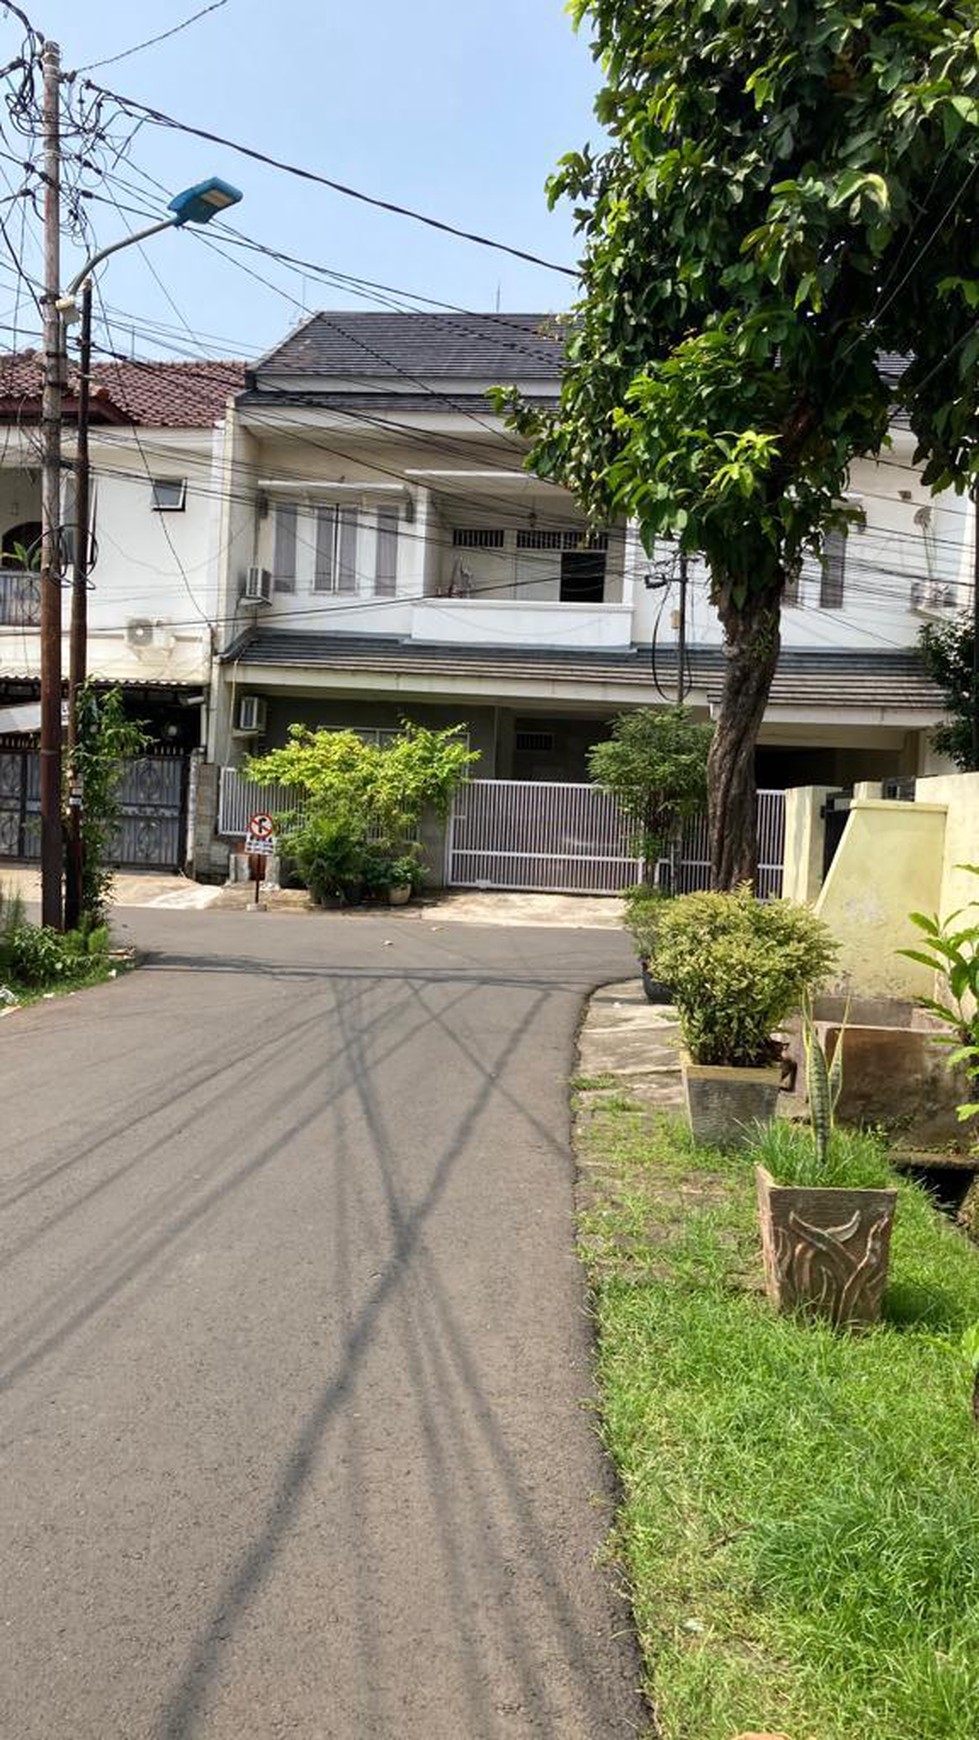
[273,503,297,593]
[375,506,399,597]
[560,547,606,603]
[819,528,846,608]
[516,529,563,551]
[515,729,554,753]
[452,527,504,549]
[150,477,186,512]
[314,505,358,594]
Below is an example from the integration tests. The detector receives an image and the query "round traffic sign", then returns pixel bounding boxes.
[248,811,275,841]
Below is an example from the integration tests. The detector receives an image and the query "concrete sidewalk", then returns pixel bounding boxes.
[1,863,627,927]
[0,865,223,911]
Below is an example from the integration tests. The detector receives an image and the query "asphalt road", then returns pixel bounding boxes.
[0,909,646,1739]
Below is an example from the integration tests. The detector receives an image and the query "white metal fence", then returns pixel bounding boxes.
[445,779,785,897]
[218,767,786,898]
[218,766,306,836]
[674,788,785,901]
[445,780,642,894]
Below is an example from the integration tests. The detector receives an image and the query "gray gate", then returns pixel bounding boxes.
[445,779,785,897]
[0,750,186,870]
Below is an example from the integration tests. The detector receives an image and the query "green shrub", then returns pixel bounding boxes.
[387,851,424,892]
[653,884,837,1067]
[284,815,368,904]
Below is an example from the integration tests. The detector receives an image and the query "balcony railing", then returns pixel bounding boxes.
[0,569,40,627]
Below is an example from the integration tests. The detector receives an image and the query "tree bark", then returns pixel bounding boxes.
[708,580,782,890]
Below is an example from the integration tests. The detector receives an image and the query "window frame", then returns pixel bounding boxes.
[150,476,187,513]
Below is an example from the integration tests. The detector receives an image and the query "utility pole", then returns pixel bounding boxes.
[64,278,91,931]
[39,37,64,930]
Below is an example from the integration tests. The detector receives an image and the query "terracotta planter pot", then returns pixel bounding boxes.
[681,1052,782,1149]
[755,1165,897,1328]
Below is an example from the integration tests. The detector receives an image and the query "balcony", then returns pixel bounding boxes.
[0,569,40,627]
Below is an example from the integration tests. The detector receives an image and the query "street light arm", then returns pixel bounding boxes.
[64,215,179,301]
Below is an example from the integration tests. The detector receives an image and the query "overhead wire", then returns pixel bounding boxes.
[77,78,579,279]
[73,0,231,74]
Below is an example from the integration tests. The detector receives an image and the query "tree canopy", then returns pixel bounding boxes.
[588,705,712,872]
[500,0,979,884]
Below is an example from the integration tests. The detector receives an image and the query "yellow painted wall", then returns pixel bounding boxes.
[814,799,947,998]
[782,786,832,906]
[916,770,979,921]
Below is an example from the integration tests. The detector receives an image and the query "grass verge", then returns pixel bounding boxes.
[575,1096,979,1740]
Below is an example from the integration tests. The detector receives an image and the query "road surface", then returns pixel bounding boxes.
[0,908,646,1739]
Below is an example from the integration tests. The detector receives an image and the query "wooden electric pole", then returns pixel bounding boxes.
[39,37,63,929]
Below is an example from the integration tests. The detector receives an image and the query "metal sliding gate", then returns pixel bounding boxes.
[0,749,187,870]
[444,779,785,897]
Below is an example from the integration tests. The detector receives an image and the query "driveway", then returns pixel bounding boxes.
[0,909,646,1738]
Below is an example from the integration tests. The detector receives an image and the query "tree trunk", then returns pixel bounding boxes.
[708,581,782,890]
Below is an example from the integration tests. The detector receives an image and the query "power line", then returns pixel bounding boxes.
[79,79,579,279]
[74,0,230,74]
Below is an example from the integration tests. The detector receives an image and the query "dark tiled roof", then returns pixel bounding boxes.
[0,351,244,427]
[250,312,566,385]
[222,631,944,713]
[239,390,560,414]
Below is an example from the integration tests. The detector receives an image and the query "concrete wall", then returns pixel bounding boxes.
[814,799,947,998]
[916,769,979,923]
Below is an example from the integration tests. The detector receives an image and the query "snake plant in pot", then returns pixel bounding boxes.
[755,1006,897,1328]
[653,885,837,1147]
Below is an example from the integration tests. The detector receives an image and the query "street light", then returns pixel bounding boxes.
[49,177,242,930]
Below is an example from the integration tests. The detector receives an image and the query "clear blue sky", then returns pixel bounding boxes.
[0,0,602,364]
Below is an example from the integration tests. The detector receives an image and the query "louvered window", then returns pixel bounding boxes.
[375,506,399,596]
[273,503,297,593]
[516,529,563,551]
[452,527,504,549]
[819,529,846,608]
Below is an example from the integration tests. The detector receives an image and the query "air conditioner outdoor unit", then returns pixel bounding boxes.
[236,695,268,734]
[126,617,155,648]
[243,565,273,604]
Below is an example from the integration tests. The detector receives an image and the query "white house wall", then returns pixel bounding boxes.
[0,422,229,688]
[633,433,974,653]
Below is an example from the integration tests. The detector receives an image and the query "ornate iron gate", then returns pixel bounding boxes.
[0,749,40,860]
[0,750,187,869]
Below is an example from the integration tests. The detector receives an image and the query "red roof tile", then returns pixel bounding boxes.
[0,350,244,427]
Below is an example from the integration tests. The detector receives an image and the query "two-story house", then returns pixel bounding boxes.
[0,350,243,865]
[208,314,954,803]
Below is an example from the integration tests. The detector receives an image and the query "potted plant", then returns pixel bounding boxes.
[621,883,672,1003]
[653,884,837,1147]
[754,1009,897,1328]
[386,851,424,906]
[283,814,367,907]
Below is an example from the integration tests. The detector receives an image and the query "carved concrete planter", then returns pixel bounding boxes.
[681,1053,782,1149]
[755,1165,897,1329]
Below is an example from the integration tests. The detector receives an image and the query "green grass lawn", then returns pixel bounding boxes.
[575,1096,979,1740]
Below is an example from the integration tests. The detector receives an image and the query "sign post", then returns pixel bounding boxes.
[244,812,276,908]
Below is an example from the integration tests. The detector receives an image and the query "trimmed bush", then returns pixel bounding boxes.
[654,884,837,1067]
